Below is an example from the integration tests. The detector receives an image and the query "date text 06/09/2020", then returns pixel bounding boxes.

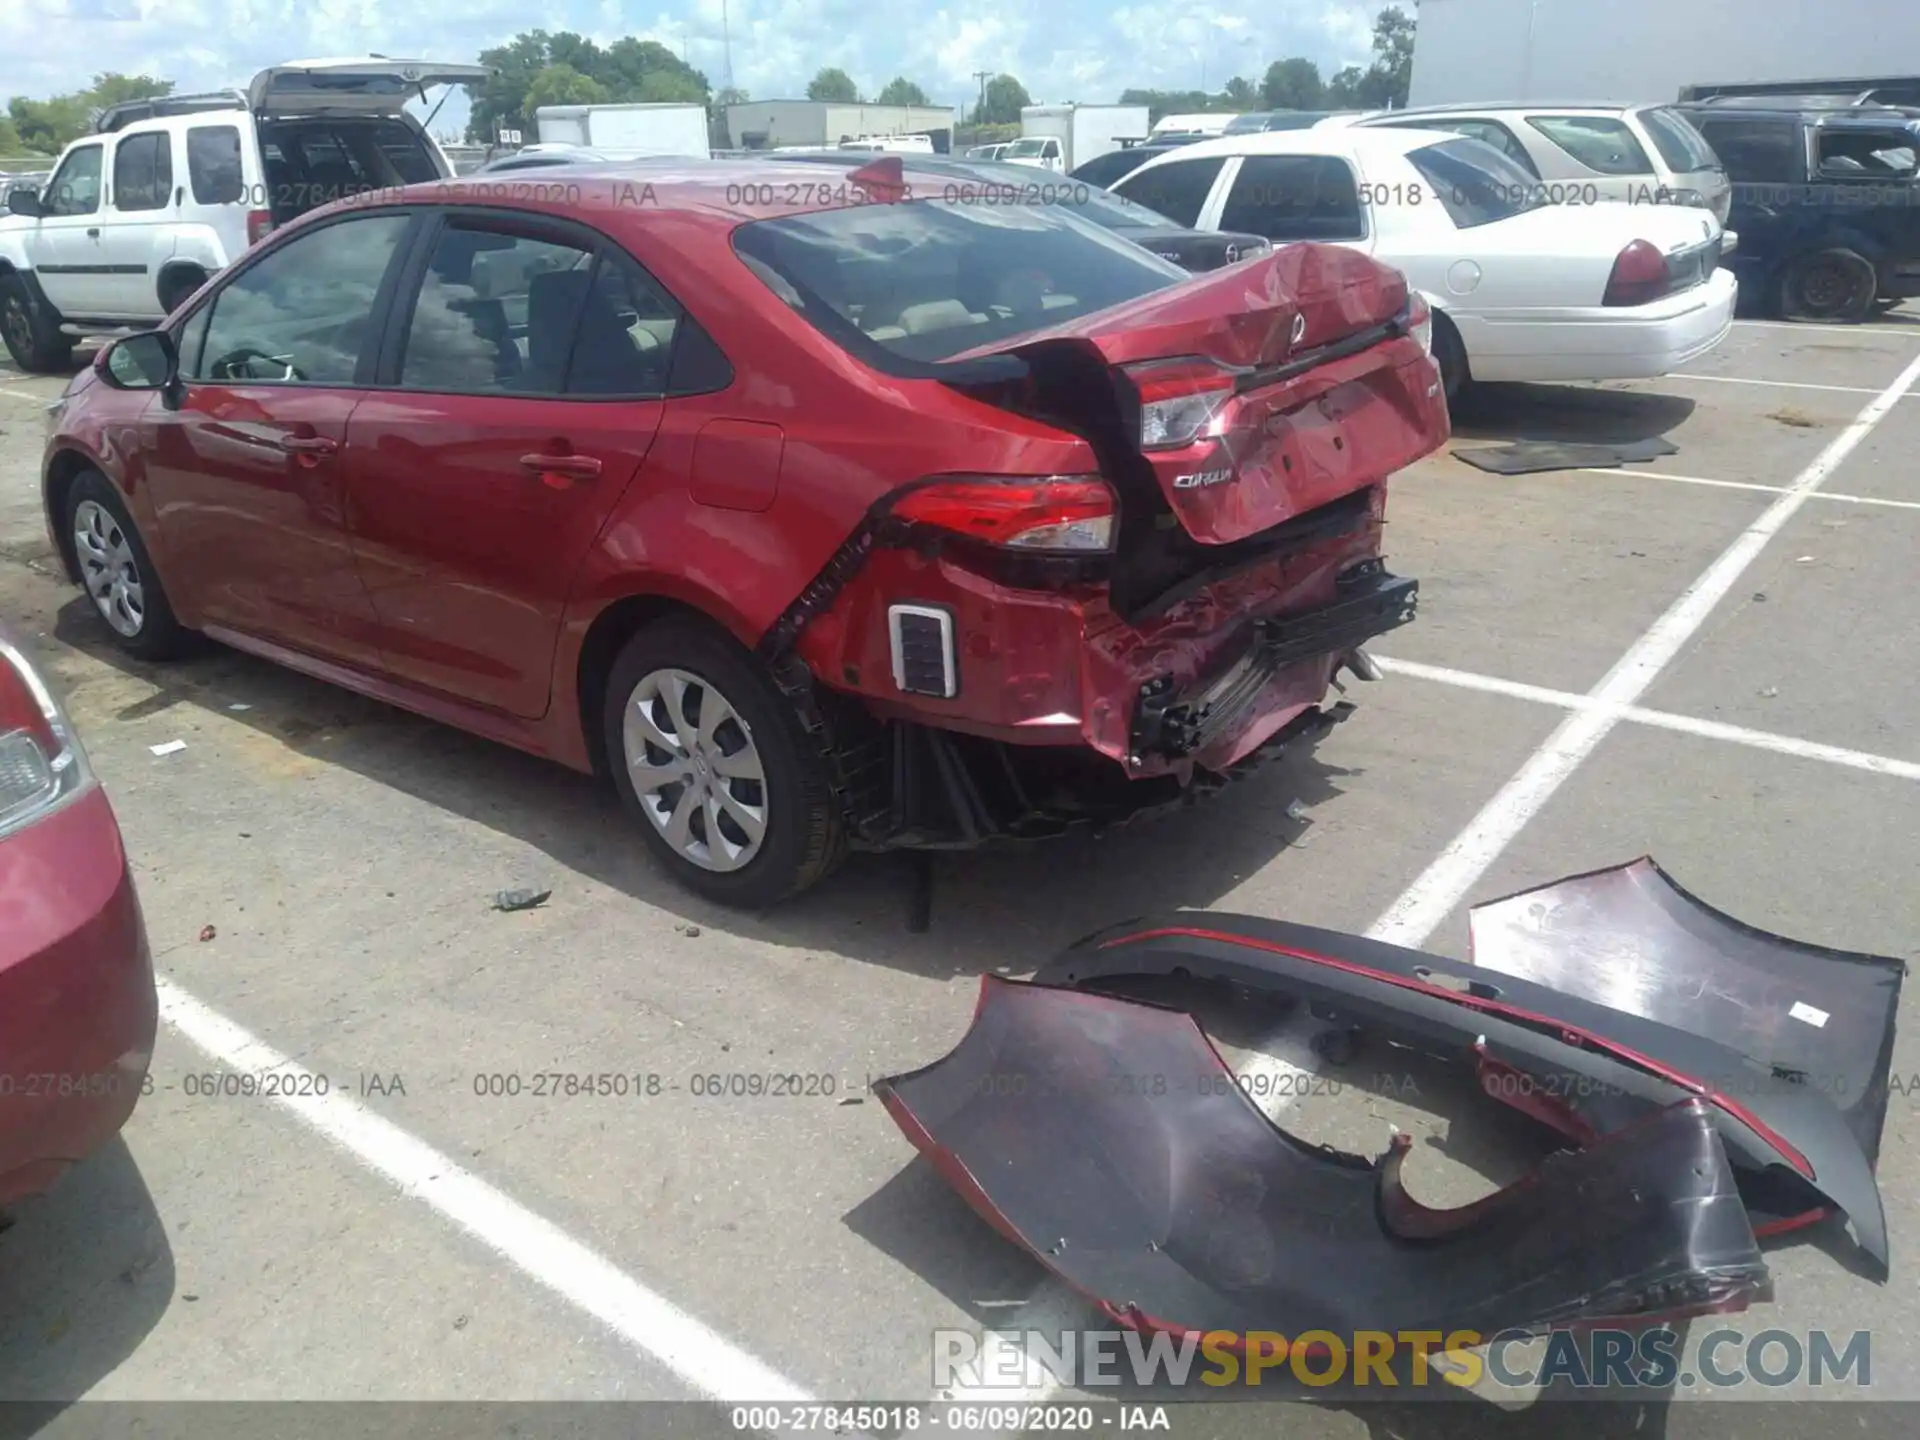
[729,1406,1170,1432]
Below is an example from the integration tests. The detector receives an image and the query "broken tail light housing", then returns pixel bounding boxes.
[0,634,93,840]
[246,209,276,247]
[1604,239,1673,307]
[889,475,1116,554]
[1122,357,1238,450]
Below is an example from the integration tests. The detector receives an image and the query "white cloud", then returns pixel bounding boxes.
[4,0,1398,143]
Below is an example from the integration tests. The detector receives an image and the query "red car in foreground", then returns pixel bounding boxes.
[42,160,1448,905]
[0,632,156,1206]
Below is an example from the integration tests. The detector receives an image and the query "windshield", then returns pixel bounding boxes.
[1005,138,1050,158]
[733,196,1188,368]
[1641,107,1723,172]
[1407,137,1551,228]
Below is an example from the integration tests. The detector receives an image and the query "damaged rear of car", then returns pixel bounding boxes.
[736,188,1447,852]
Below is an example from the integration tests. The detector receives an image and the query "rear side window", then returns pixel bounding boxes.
[733,198,1187,367]
[194,211,412,384]
[1816,129,1919,178]
[1407,138,1550,228]
[1640,108,1720,172]
[1112,156,1226,226]
[187,125,245,205]
[398,224,594,394]
[1526,116,1654,175]
[1217,155,1365,241]
[112,132,173,211]
[1691,118,1802,183]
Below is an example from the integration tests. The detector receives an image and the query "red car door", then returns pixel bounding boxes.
[141,210,416,667]
[339,214,669,719]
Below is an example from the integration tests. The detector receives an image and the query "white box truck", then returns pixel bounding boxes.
[533,102,711,157]
[1006,105,1151,172]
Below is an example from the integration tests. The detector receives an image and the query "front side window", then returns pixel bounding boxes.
[1216,155,1365,242]
[734,197,1187,367]
[1692,118,1801,183]
[1111,156,1226,226]
[43,144,103,217]
[187,125,245,206]
[1527,115,1655,175]
[194,212,412,384]
[112,132,173,212]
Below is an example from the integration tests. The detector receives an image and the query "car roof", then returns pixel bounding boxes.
[1377,101,1655,117]
[1130,125,1468,168]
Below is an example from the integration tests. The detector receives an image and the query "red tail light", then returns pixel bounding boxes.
[1603,240,1671,308]
[246,208,276,246]
[1121,357,1239,450]
[0,635,92,838]
[889,475,1116,553]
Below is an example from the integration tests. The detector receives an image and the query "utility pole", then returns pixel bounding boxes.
[722,0,734,94]
[972,69,992,124]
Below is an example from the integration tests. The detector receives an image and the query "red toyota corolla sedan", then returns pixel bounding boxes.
[41,160,1448,906]
[0,631,156,1205]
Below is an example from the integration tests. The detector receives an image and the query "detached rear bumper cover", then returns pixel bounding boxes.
[876,978,1771,1339]
[1038,866,1899,1278]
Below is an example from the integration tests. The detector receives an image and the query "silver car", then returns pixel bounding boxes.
[1339,102,1732,225]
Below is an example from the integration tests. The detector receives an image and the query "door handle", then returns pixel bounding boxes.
[87,227,100,238]
[519,452,602,487]
[278,434,338,455]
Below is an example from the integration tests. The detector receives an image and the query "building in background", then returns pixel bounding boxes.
[725,101,958,153]
[1409,0,1920,105]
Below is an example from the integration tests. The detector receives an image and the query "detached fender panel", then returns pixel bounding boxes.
[1037,897,1895,1278]
[875,977,1771,1339]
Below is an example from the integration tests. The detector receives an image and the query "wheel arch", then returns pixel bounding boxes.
[43,448,96,584]
[155,258,212,314]
[573,590,760,777]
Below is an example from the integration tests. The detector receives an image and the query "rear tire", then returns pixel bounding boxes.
[157,266,208,317]
[1777,247,1878,323]
[603,618,847,907]
[0,273,74,373]
[65,469,193,661]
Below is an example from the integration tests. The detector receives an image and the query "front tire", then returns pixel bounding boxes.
[1433,310,1470,408]
[66,470,192,660]
[0,274,74,373]
[1778,247,1878,323]
[603,618,846,907]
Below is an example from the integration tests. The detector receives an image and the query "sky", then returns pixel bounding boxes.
[9,0,1393,140]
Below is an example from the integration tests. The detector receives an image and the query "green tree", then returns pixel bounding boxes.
[876,77,930,107]
[1261,58,1325,111]
[807,68,859,103]
[978,74,1031,125]
[1369,5,1416,106]
[525,63,611,111]
[0,116,24,155]
[1325,65,1369,108]
[1222,76,1258,107]
[467,31,711,143]
[7,94,92,152]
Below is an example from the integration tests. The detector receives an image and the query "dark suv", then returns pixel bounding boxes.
[1680,104,1920,321]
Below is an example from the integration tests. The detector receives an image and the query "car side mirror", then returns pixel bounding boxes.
[6,186,43,217]
[100,330,179,396]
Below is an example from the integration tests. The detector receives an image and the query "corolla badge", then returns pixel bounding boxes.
[1290,313,1308,347]
[1173,467,1234,489]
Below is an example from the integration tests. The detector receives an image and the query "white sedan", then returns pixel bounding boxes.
[1108,126,1736,400]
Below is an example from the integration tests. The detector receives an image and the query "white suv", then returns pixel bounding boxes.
[1333,103,1733,226]
[0,57,488,372]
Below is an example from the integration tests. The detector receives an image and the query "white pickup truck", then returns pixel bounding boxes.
[0,57,488,372]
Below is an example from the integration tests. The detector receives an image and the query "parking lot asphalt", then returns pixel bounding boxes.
[1,313,1918,1439]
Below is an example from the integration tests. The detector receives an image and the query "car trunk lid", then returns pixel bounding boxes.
[249,58,495,115]
[959,242,1444,547]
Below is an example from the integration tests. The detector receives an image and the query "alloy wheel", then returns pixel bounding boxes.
[620,666,769,873]
[2,296,31,357]
[72,499,146,638]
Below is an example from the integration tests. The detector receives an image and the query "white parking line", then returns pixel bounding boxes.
[1669,373,1902,396]
[1733,319,1920,339]
[1369,344,1920,948]
[0,386,49,405]
[1373,656,1920,783]
[156,977,824,1421]
[1573,468,1920,512]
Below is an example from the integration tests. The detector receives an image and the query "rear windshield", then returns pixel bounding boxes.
[258,118,441,219]
[1406,138,1550,228]
[1640,107,1722,172]
[733,197,1189,367]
